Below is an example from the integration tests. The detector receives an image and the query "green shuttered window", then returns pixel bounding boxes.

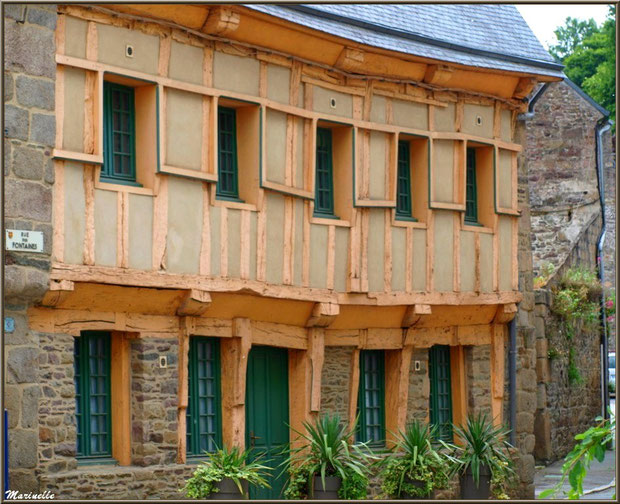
[186,337,222,456]
[314,127,335,216]
[103,82,137,184]
[429,345,453,442]
[465,148,478,224]
[396,140,414,219]
[357,350,386,445]
[217,106,240,200]
[74,331,112,459]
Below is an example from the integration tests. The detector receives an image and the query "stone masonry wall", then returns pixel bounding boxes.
[406,348,429,425]
[466,345,492,418]
[601,128,615,350]
[130,338,179,466]
[4,3,58,494]
[320,346,352,422]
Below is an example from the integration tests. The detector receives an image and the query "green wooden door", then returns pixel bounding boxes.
[246,346,289,499]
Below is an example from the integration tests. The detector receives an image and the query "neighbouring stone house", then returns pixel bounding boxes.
[4,3,565,499]
[523,79,614,462]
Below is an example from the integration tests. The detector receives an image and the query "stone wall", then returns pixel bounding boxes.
[601,127,616,350]
[4,3,58,494]
[130,339,179,466]
[320,346,352,421]
[406,348,429,425]
[466,345,492,417]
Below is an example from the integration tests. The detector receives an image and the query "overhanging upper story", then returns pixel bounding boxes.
[44,4,563,327]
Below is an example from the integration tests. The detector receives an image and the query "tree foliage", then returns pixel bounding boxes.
[548,6,615,128]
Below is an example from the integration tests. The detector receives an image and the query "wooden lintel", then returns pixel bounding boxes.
[493,303,517,324]
[308,328,325,412]
[423,64,454,86]
[201,6,240,36]
[176,289,212,317]
[41,279,75,307]
[513,77,537,99]
[401,304,432,327]
[306,302,340,327]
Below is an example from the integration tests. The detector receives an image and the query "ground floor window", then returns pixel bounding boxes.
[429,345,453,441]
[186,337,222,456]
[357,349,386,445]
[74,331,112,459]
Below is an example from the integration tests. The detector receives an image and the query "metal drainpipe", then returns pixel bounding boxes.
[509,316,517,445]
[595,118,612,419]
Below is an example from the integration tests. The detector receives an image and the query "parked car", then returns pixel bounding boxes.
[609,352,615,397]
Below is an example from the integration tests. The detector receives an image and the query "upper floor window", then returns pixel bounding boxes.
[396,140,414,220]
[429,345,453,442]
[357,349,386,446]
[102,82,137,185]
[217,106,240,200]
[74,331,112,460]
[186,337,222,457]
[465,147,478,225]
[314,127,335,216]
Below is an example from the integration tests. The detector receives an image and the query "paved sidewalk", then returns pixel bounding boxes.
[535,448,616,500]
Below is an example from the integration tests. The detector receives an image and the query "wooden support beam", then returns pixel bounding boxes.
[111,331,131,465]
[385,345,414,447]
[176,289,212,317]
[221,317,252,449]
[308,328,325,412]
[40,279,75,307]
[306,302,340,328]
[288,348,312,450]
[490,324,506,426]
[401,304,432,327]
[176,321,190,463]
[450,345,468,434]
[348,348,361,431]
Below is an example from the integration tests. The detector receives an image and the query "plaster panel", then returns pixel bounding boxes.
[166,177,202,274]
[432,140,454,203]
[367,210,385,292]
[63,162,86,265]
[97,23,159,75]
[165,89,202,170]
[498,217,512,291]
[434,103,455,132]
[369,131,386,200]
[128,194,153,271]
[213,51,259,96]
[63,67,85,152]
[313,86,352,118]
[412,229,426,291]
[479,233,493,292]
[433,210,454,292]
[391,227,406,292]
[94,189,117,267]
[265,109,287,184]
[227,209,242,279]
[210,205,221,276]
[265,193,285,285]
[309,224,328,289]
[500,109,512,142]
[498,150,513,209]
[293,199,304,286]
[334,227,348,292]
[460,230,475,292]
[249,212,257,280]
[168,40,203,85]
[370,95,386,123]
[393,99,428,130]
[266,64,291,104]
[64,16,87,59]
[462,103,494,138]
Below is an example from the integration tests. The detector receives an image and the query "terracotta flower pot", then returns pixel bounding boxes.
[312,475,342,500]
[209,478,249,500]
[460,464,491,500]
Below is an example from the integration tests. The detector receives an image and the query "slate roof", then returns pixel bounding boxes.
[246,4,564,78]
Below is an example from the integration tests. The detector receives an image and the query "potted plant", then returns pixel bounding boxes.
[183,445,272,500]
[284,413,378,500]
[379,420,458,499]
[451,412,514,500]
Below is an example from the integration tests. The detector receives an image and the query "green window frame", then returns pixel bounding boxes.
[429,345,453,442]
[314,127,335,216]
[186,337,222,457]
[357,350,386,445]
[102,82,137,185]
[396,140,415,220]
[217,106,240,200]
[465,147,478,224]
[74,331,112,460]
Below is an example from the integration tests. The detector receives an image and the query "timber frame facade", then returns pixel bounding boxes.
[9,3,563,498]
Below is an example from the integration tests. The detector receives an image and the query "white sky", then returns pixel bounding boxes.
[515,4,611,49]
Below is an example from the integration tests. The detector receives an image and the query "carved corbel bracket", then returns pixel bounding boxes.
[401,303,432,328]
[423,65,455,86]
[41,279,75,307]
[493,303,517,324]
[202,7,240,36]
[306,302,340,328]
[176,289,211,317]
